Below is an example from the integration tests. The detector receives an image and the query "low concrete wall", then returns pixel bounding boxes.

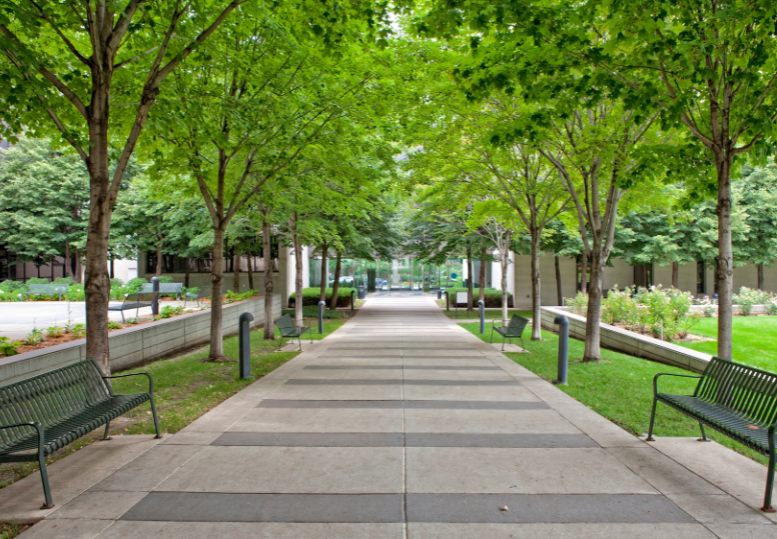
[0,295,282,385]
[540,306,712,373]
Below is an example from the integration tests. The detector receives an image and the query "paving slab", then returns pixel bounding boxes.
[13,295,777,538]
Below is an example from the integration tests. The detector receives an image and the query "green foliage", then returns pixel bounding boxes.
[53,277,75,285]
[126,318,139,325]
[109,278,124,288]
[289,287,355,308]
[566,292,589,315]
[158,276,174,284]
[126,278,148,293]
[224,290,260,304]
[732,287,777,316]
[46,326,64,338]
[600,286,698,341]
[444,287,513,308]
[25,328,44,345]
[0,336,21,357]
[68,324,86,338]
[25,278,49,285]
[0,280,25,293]
[107,321,123,330]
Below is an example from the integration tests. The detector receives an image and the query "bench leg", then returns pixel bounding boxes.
[298,335,303,351]
[764,436,776,512]
[149,394,162,439]
[102,421,112,441]
[276,336,285,352]
[38,452,54,509]
[646,397,658,442]
[697,422,711,442]
[489,328,494,344]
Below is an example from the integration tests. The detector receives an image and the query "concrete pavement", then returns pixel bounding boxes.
[8,296,777,538]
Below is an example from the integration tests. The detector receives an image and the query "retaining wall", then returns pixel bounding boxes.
[540,306,712,373]
[0,295,282,385]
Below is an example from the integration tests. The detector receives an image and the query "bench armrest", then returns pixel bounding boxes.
[103,372,154,397]
[0,422,45,449]
[652,372,703,397]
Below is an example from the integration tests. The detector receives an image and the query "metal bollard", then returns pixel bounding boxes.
[437,289,442,300]
[351,290,356,311]
[151,276,160,316]
[239,312,253,380]
[477,300,485,334]
[444,291,450,311]
[318,300,325,334]
[554,315,569,385]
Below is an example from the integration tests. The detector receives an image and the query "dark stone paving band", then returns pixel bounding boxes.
[212,432,599,448]
[326,347,472,350]
[121,492,404,523]
[406,494,695,524]
[303,366,502,370]
[285,379,520,386]
[258,400,549,409]
[121,493,692,524]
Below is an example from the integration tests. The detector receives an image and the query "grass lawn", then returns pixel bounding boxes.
[678,315,777,371]
[0,318,346,494]
[462,322,767,466]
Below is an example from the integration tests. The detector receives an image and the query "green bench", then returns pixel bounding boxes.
[647,356,777,512]
[490,314,529,351]
[27,283,69,301]
[0,359,161,509]
[140,282,183,299]
[108,291,158,322]
[274,314,311,351]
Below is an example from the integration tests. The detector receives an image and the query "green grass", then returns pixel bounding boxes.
[0,319,346,492]
[1,523,29,539]
[443,309,532,320]
[462,322,768,466]
[282,307,350,319]
[678,315,777,371]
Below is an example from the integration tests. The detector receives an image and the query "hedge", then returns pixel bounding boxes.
[289,287,353,308]
[443,287,513,308]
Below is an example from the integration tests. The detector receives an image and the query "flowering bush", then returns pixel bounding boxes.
[732,287,772,316]
[600,285,699,341]
[566,292,588,315]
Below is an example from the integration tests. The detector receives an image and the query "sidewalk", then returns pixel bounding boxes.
[5,296,776,538]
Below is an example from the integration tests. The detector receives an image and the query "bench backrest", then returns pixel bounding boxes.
[27,284,69,295]
[275,314,297,334]
[696,356,777,426]
[505,314,529,334]
[455,292,468,305]
[0,359,110,450]
[140,282,183,294]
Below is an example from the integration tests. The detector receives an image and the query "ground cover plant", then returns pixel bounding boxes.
[0,319,346,493]
[678,316,777,372]
[462,323,767,466]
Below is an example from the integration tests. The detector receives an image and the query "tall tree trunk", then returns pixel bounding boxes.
[580,253,588,294]
[64,241,73,279]
[500,233,512,325]
[207,226,228,361]
[583,249,605,362]
[466,247,473,310]
[319,243,329,303]
[330,252,342,310]
[293,218,304,326]
[478,247,486,303]
[247,250,254,291]
[716,154,734,360]
[530,225,542,340]
[555,255,563,306]
[672,261,679,289]
[757,263,764,291]
[110,258,115,279]
[233,250,240,293]
[263,220,275,340]
[155,243,163,277]
[184,258,190,288]
[73,246,82,284]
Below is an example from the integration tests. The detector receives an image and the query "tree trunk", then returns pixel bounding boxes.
[207,226,228,361]
[500,233,512,325]
[233,250,240,293]
[247,250,254,291]
[716,154,734,360]
[330,252,342,310]
[466,247,473,310]
[293,220,304,326]
[64,241,73,279]
[672,261,679,289]
[185,258,190,288]
[555,255,563,306]
[319,244,328,303]
[263,220,275,340]
[580,253,588,294]
[83,196,112,374]
[110,258,115,279]
[582,250,605,362]
[530,225,542,340]
[758,263,764,290]
[478,248,486,304]
[155,242,163,277]
[73,246,82,284]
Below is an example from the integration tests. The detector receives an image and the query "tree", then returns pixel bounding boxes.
[736,162,777,290]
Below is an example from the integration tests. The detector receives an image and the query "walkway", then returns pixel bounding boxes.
[13,297,777,538]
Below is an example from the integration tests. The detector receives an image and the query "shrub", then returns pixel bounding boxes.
[224,289,260,304]
[0,279,25,293]
[767,297,777,316]
[443,287,513,308]
[0,289,24,302]
[109,278,125,288]
[126,317,138,325]
[160,305,175,319]
[0,336,20,356]
[282,307,349,319]
[26,328,44,345]
[53,276,76,285]
[289,287,353,308]
[126,278,148,293]
[733,287,771,316]
[601,287,637,325]
[158,276,174,284]
[107,320,123,329]
[46,326,65,338]
[566,292,589,315]
[598,285,696,341]
[69,323,86,337]
[25,277,49,285]
[65,284,86,302]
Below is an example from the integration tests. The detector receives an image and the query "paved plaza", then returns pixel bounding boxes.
[4,297,777,538]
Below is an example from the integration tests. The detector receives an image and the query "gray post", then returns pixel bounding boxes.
[554,315,569,385]
[239,312,254,380]
[318,300,326,334]
[477,300,485,334]
[437,289,442,300]
[444,291,449,311]
[151,276,160,316]
[351,290,356,311]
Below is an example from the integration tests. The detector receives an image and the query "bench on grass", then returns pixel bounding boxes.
[0,359,160,509]
[26,283,69,300]
[274,314,311,351]
[140,282,183,299]
[647,356,777,512]
[108,291,158,322]
[490,314,529,351]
